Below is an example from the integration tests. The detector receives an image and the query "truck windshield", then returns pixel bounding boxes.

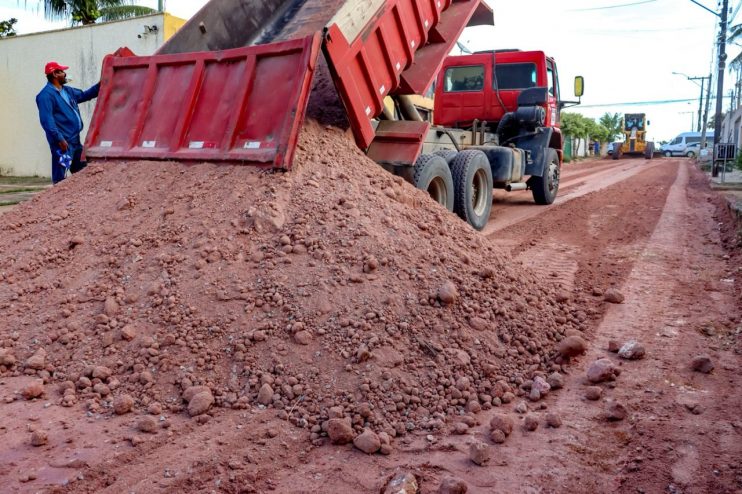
[443,65,485,92]
[494,63,537,90]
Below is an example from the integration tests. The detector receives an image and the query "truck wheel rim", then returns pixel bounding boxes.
[472,168,488,216]
[428,177,448,206]
[548,162,560,192]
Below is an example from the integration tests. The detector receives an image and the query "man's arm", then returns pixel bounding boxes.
[70,83,100,103]
[36,91,65,148]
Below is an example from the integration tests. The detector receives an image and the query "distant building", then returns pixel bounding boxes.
[0,13,185,177]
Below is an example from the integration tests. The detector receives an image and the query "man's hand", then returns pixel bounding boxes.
[58,139,68,153]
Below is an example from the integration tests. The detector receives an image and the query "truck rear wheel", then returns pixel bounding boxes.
[531,148,560,205]
[412,154,454,212]
[450,150,493,231]
[434,149,458,165]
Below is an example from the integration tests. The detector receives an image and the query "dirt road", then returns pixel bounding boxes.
[0,157,739,493]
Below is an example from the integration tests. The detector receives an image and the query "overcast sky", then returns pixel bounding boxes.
[1,0,737,141]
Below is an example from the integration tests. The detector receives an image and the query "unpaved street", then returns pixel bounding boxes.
[0,154,739,494]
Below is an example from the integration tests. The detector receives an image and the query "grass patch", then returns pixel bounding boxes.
[0,176,49,185]
[0,200,21,207]
[0,187,46,194]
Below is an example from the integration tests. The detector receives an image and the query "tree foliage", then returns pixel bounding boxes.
[598,112,623,142]
[0,17,18,37]
[561,112,611,142]
[29,1,155,26]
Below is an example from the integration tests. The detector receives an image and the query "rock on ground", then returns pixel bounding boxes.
[587,358,619,383]
[353,429,381,454]
[384,472,418,494]
[438,477,468,494]
[327,418,354,445]
[618,340,646,360]
[557,335,587,358]
[188,390,214,417]
[113,394,135,415]
[469,441,491,465]
[690,355,714,374]
[606,401,628,421]
[604,288,625,304]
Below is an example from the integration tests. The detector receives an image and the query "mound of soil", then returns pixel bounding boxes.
[0,121,587,442]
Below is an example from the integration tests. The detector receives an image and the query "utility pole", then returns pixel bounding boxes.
[688,76,710,131]
[712,0,729,177]
[158,0,164,12]
[701,71,713,150]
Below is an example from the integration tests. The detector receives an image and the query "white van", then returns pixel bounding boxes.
[660,132,713,157]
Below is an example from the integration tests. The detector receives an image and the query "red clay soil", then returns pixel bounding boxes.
[0,121,588,492]
[0,125,739,493]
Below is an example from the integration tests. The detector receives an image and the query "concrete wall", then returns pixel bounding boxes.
[0,13,185,178]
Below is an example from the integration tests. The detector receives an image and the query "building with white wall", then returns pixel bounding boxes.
[0,13,184,177]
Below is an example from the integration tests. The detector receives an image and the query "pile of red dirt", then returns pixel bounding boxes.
[0,121,589,442]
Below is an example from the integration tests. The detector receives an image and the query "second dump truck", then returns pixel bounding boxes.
[85,0,583,231]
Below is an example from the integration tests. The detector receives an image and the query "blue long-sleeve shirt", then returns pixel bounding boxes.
[36,82,100,146]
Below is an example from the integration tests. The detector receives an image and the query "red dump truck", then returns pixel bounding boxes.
[85,0,582,231]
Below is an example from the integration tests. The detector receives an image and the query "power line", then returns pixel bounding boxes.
[568,0,657,12]
[579,96,730,108]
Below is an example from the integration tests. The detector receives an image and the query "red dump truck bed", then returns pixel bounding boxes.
[85,0,493,170]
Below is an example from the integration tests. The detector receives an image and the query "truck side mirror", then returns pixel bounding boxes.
[574,76,584,97]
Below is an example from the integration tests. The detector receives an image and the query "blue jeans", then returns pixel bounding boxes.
[50,140,86,184]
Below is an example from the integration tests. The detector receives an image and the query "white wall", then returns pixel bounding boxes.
[0,14,169,177]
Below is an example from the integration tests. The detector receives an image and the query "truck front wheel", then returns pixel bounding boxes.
[450,150,493,231]
[412,154,454,212]
[531,148,560,205]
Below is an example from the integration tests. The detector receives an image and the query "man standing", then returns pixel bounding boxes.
[36,61,100,184]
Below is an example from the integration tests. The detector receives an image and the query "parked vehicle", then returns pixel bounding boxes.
[684,142,700,158]
[84,0,583,231]
[660,132,713,157]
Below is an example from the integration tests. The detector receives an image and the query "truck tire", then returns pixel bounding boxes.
[450,150,493,231]
[413,154,454,212]
[531,148,560,205]
[612,143,620,160]
[434,149,458,165]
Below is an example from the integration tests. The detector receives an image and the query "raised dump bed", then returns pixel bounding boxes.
[85,0,492,169]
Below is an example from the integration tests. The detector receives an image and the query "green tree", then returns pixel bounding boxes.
[0,18,18,37]
[598,112,623,142]
[28,1,155,26]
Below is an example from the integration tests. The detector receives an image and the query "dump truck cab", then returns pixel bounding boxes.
[435,50,562,131]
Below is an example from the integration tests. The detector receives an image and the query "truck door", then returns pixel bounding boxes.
[546,59,559,127]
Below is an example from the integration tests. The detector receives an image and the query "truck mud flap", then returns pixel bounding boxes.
[85,34,322,170]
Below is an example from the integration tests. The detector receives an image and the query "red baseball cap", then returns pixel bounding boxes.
[44,61,69,75]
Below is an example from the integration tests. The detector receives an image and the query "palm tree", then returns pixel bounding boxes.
[34,0,156,26]
[598,112,623,143]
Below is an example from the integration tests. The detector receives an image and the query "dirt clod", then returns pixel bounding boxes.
[438,476,468,494]
[21,380,44,400]
[690,355,714,374]
[113,394,135,415]
[557,335,587,358]
[353,428,381,454]
[327,418,354,445]
[587,358,619,383]
[30,430,48,447]
[469,440,491,465]
[606,401,628,421]
[603,289,625,304]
